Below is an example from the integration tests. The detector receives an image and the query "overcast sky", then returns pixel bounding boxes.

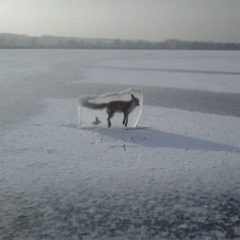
[0,0,239,42]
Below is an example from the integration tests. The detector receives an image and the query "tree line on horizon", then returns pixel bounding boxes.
[0,33,239,50]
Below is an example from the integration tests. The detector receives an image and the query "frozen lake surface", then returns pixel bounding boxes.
[0,50,239,134]
[0,50,240,239]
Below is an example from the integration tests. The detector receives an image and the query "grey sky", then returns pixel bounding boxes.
[0,0,239,42]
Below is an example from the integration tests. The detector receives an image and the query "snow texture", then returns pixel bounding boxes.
[0,50,240,240]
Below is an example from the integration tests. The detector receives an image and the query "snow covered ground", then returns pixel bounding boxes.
[0,50,240,239]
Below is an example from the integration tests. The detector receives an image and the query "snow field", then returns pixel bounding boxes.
[84,51,240,94]
[1,50,240,239]
[1,101,240,239]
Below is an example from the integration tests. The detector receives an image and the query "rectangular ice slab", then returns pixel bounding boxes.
[78,88,143,128]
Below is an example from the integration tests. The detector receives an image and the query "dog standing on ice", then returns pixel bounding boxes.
[79,94,140,127]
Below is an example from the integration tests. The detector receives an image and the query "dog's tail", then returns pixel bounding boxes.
[79,98,107,110]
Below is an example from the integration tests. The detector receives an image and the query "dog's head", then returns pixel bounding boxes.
[131,94,140,106]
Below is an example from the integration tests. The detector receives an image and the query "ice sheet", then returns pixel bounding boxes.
[0,50,240,239]
[84,51,240,93]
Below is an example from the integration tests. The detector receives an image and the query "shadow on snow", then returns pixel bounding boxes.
[76,126,240,153]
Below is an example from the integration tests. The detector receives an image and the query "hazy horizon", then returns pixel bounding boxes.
[0,0,239,43]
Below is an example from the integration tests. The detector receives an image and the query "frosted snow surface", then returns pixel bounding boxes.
[0,50,240,240]
[85,50,240,94]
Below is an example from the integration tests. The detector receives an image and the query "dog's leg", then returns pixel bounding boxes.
[123,113,126,126]
[125,114,128,127]
[107,111,114,128]
[123,112,129,127]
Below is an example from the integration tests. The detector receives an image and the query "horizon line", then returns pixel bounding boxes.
[1,32,239,44]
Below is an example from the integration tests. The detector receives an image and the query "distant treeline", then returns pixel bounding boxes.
[0,33,239,50]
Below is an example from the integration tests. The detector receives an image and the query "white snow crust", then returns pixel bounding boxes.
[0,50,239,239]
[84,51,240,94]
